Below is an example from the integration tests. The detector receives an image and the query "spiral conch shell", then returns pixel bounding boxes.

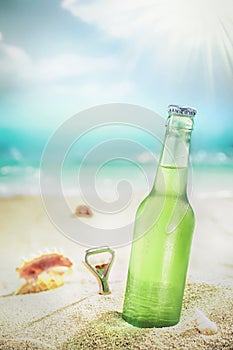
[16,249,73,295]
[195,308,218,335]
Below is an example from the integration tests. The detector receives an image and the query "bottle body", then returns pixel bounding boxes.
[122,106,196,328]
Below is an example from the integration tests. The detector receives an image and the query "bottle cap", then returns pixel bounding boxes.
[168,105,197,117]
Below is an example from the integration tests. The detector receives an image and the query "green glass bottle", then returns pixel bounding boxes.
[122,105,197,328]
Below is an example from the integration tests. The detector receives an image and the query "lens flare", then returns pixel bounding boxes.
[141,0,233,89]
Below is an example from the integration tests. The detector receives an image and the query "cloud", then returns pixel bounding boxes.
[61,0,151,40]
[0,34,121,89]
[62,0,233,42]
[0,45,115,85]
[0,35,31,88]
[61,0,233,86]
[0,32,135,120]
[61,0,203,72]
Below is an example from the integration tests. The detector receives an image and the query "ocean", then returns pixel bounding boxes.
[0,127,232,199]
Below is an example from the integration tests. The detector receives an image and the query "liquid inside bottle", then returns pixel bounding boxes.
[122,105,196,328]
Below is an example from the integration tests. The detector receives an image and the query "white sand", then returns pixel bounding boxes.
[0,194,232,349]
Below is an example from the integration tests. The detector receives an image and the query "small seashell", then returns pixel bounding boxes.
[74,205,93,218]
[195,308,218,335]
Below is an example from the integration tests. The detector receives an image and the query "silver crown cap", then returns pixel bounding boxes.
[168,105,197,116]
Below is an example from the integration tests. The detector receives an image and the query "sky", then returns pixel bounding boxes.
[0,0,233,152]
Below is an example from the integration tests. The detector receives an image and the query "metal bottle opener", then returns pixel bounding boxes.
[83,246,115,295]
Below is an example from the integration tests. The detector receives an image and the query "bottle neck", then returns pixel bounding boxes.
[154,115,193,196]
[160,115,192,168]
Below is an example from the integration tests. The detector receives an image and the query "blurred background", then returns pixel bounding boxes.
[0,0,233,295]
[0,0,233,196]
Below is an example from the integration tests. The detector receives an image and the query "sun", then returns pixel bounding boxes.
[143,0,233,86]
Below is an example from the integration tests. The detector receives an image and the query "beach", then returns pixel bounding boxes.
[0,191,233,349]
[1,0,233,346]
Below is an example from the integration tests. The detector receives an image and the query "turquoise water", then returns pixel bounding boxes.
[0,127,233,197]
